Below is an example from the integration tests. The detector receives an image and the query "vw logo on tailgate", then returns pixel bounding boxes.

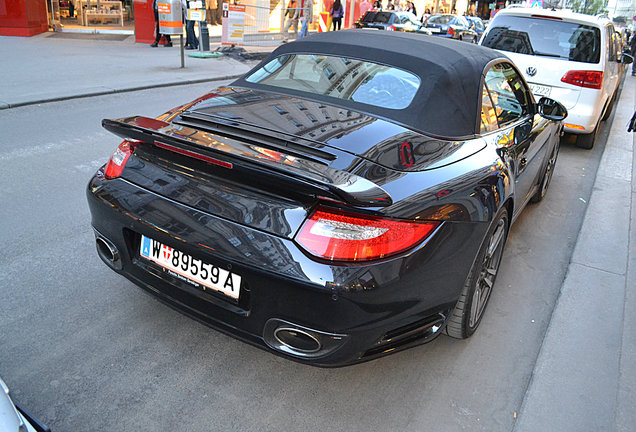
[527,67,537,77]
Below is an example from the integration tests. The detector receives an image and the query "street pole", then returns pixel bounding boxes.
[180,34,185,68]
[200,0,210,52]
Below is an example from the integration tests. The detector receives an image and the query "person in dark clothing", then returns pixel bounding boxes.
[630,34,636,75]
[184,0,199,49]
[330,0,344,31]
[151,0,173,47]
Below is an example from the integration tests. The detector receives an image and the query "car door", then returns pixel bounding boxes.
[480,62,554,210]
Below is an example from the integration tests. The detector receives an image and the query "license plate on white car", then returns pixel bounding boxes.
[530,84,551,97]
[139,235,241,300]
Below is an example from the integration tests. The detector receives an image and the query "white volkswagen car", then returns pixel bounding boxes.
[480,8,631,148]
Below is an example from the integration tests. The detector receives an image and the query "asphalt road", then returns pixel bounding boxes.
[0,83,609,432]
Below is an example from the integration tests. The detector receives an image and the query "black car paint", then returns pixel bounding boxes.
[87,35,563,366]
[87,89,559,366]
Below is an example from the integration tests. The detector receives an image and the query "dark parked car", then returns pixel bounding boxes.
[465,15,486,40]
[423,14,478,42]
[355,10,432,34]
[87,31,567,366]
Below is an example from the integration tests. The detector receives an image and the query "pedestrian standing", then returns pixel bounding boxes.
[283,0,299,35]
[386,0,395,11]
[151,0,173,47]
[405,1,416,16]
[360,0,371,16]
[372,0,382,9]
[296,0,313,39]
[183,0,199,49]
[330,0,344,31]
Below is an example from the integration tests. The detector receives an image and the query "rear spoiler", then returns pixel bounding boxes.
[102,116,393,207]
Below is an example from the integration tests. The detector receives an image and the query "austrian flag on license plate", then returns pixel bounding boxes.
[139,236,241,300]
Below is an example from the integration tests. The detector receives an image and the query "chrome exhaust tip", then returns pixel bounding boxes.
[273,327,322,354]
[94,232,122,271]
[264,319,348,359]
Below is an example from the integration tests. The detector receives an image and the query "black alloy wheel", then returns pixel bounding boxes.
[531,140,559,203]
[445,208,509,339]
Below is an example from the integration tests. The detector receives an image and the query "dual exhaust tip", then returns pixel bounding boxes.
[264,319,348,359]
[94,231,122,271]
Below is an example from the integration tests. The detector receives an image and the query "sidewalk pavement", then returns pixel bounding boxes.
[514,76,635,431]
[2,33,634,431]
[0,32,279,110]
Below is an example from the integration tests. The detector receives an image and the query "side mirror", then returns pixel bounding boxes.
[620,53,634,64]
[537,97,567,121]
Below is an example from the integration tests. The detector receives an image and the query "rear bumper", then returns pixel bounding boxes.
[562,93,606,134]
[86,172,485,366]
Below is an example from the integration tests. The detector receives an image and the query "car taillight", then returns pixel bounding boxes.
[448,27,454,36]
[104,140,137,179]
[296,207,440,262]
[561,70,603,89]
[387,25,396,31]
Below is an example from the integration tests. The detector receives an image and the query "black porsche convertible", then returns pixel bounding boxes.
[87,30,567,366]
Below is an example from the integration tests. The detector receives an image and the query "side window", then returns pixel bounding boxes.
[483,63,531,128]
[480,86,499,133]
[607,26,617,62]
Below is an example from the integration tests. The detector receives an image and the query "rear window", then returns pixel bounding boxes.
[451,16,470,27]
[360,11,393,24]
[482,15,601,64]
[245,54,420,110]
[361,11,378,22]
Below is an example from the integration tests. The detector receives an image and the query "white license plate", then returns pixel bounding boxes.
[139,235,241,300]
[429,27,440,33]
[530,84,551,97]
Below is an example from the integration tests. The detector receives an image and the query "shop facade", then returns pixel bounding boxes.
[0,0,225,41]
[1,0,494,38]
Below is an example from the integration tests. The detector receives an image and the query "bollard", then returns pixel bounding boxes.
[199,0,210,52]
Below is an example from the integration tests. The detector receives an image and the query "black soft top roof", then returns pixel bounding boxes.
[234,30,510,139]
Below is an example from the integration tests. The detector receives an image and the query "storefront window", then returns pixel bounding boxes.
[52,0,135,30]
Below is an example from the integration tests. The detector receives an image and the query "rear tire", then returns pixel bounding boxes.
[445,208,509,339]
[576,127,598,149]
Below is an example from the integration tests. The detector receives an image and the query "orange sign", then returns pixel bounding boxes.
[228,4,246,12]
[158,3,171,13]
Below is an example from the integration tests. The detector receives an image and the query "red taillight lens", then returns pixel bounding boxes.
[104,140,137,179]
[561,70,603,89]
[387,25,396,31]
[448,27,454,36]
[296,207,440,262]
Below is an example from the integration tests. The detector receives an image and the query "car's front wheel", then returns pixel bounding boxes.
[445,208,509,339]
[531,140,559,203]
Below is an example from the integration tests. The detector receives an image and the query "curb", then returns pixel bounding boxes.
[513,76,635,431]
[0,74,244,111]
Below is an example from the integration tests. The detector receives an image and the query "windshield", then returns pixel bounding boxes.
[482,15,600,64]
[245,54,421,110]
